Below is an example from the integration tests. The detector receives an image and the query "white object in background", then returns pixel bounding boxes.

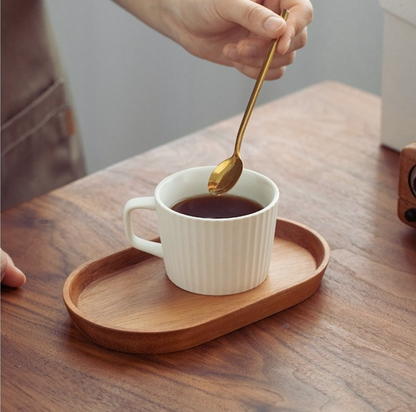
[380,0,416,151]
[379,0,416,151]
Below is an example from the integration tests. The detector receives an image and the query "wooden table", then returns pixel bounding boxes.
[2,82,415,411]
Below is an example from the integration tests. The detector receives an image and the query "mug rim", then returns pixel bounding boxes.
[154,166,279,221]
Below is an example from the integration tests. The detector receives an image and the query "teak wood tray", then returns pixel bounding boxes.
[63,218,330,354]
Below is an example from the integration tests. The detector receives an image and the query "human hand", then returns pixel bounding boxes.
[114,0,313,80]
[1,248,26,287]
[166,0,313,79]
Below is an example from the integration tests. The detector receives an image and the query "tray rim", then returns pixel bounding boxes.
[63,217,330,353]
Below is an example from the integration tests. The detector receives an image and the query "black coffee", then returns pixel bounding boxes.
[171,194,263,219]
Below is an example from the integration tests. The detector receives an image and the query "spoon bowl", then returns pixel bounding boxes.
[207,154,243,195]
[208,9,289,196]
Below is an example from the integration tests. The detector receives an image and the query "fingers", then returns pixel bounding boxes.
[224,28,304,61]
[221,0,311,79]
[276,0,313,55]
[232,62,288,80]
[230,52,295,80]
[223,28,303,80]
[227,49,296,80]
[218,0,287,39]
[1,249,26,288]
[218,0,312,49]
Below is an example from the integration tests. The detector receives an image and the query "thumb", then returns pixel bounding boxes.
[219,0,287,39]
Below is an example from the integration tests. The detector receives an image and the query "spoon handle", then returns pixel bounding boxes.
[234,9,289,155]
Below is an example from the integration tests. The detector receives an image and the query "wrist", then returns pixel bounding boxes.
[112,0,178,41]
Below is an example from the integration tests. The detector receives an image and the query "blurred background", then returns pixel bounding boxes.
[45,0,385,173]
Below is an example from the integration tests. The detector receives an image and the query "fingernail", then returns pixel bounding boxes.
[282,38,292,54]
[224,45,239,62]
[239,44,258,58]
[263,16,284,33]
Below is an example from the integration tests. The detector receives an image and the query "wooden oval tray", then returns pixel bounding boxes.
[63,217,330,354]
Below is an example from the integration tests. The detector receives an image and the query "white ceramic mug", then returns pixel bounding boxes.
[124,166,279,295]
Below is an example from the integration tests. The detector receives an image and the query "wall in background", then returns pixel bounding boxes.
[45,0,384,173]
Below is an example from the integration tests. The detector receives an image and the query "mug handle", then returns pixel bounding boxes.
[123,197,163,258]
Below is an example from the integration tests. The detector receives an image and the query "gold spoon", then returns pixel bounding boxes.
[208,9,289,195]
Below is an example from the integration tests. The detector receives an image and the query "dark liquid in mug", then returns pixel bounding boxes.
[171,194,263,219]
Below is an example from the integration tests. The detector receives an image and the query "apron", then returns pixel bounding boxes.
[1,0,86,211]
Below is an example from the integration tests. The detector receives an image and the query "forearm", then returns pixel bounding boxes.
[110,0,227,60]
[112,0,178,41]
[110,0,312,80]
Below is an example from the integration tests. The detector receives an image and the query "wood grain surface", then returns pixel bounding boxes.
[2,82,415,411]
[63,218,329,354]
